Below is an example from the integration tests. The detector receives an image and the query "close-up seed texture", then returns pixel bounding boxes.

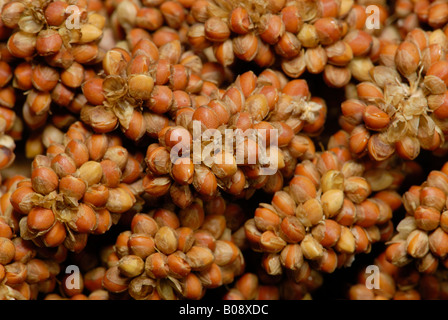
[0,0,448,303]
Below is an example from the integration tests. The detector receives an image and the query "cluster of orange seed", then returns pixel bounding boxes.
[2,0,448,302]
[9,121,143,253]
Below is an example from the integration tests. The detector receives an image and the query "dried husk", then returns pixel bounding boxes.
[383,83,405,108]
[298,23,319,48]
[432,116,448,140]
[0,285,27,300]
[402,191,420,215]
[349,58,374,82]
[63,231,88,253]
[295,99,322,124]
[77,24,103,44]
[180,52,204,75]
[268,95,295,121]
[424,75,447,95]
[16,190,43,214]
[18,14,43,34]
[417,114,439,149]
[427,94,445,111]
[80,105,119,132]
[19,217,39,240]
[111,99,135,130]
[103,76,128,101]
[116,1,138,32]
[281,51,306,78]
[396,216,418,238]
[386,117,407,144]
[128,275,156,300]
[106,187,137,214]
[208,0,268,25]
[364,168,393,192]
[156,278,179,300]
[18,185,94,246]
[213,40,235,67]
[301,234,323,260]
[159,40,182,65]
[295,0,318,22]
[369,133,395,161]
[192,165,214,193]
[406,229,429,259]
[341,160,365,178]
[385,239,413,267]
[369,66,400,89]
[262,253,283,275]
